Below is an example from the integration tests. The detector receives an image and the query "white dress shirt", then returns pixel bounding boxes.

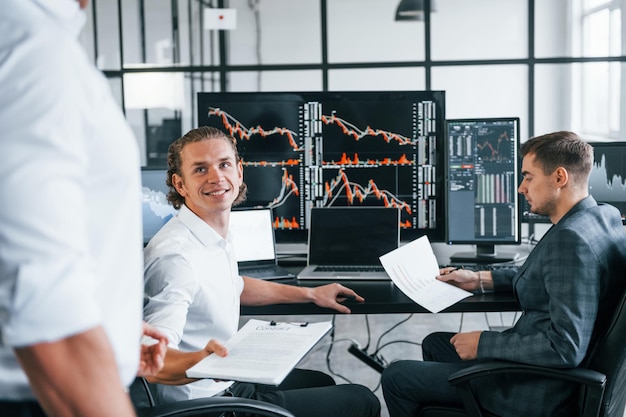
[0,0,143,399]
[144,204,243,402]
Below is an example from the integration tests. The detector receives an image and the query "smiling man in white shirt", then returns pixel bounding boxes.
[143,126,381,417]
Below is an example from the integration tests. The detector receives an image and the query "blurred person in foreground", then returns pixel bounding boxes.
[0,1,167,416]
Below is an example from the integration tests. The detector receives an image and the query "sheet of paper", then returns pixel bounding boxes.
[379,236,472,313]
[186,319,332,385]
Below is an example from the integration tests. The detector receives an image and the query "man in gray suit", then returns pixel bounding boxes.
[382,131,626,417]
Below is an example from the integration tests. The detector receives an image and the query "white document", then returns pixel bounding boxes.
[379,236,473,313]
[186,319,333,385]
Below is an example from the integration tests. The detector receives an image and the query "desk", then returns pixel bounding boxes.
[241,278,520,316]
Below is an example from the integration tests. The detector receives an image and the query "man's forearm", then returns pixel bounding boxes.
[240,276,312,305]
[14,326,136,417]
[145,347,206,385]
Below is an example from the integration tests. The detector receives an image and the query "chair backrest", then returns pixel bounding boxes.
[583,286,626,417]
[129,377,156,410]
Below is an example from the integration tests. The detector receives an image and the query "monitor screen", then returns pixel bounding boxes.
[589,141,626,224]
[141,168,177,245]
[446,117,521,263]
[521,195,550,223]
[198,91,447,244]
[307,206,400,266]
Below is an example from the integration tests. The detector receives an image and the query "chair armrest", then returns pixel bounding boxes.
[136,396,295,417]
[449,361,606,386]
[447,361,607,417]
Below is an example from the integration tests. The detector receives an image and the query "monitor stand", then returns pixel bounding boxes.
[449,244,520,265]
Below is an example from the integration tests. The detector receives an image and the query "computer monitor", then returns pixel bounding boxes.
[446,117,522,264]
[588,141,626,224]
[197,91,447,245]
[521,196,550,223]
[141,168,177,245]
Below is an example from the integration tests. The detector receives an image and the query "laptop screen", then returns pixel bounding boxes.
[229,209,276,262]
[308,207,400,266]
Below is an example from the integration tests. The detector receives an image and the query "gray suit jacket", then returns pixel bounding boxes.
[475,196,626,417]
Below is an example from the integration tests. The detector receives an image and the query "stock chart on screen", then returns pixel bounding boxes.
[198,91,446,244]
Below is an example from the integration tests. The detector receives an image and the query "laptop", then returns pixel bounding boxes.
[229,208,295,280]
[298,207,400,280]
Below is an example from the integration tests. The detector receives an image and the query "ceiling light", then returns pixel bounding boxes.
[395,0,436,22]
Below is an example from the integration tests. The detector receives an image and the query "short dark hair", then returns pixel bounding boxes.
[165,126,247,209]
[520,131,593,185]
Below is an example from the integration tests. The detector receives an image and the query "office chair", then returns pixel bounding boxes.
[129,377,295,417]
[417,285,626,417]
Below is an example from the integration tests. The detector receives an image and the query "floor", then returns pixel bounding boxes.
[246,311,519,417]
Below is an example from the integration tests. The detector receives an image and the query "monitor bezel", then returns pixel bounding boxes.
[444,117,523,261]
[197,90,448,245]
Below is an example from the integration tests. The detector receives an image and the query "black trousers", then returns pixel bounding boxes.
[382,332,477,417]
[228,368,380,417]
[0,400,47,417]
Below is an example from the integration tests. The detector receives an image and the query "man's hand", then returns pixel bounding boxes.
[138,322,168,377]
[204,339,228,358]
[146,338,228,385]
[310,283,364,314]
[437,267,481,292]
[450,331,482,360]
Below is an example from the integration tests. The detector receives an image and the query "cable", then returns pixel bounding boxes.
[362,314,372,350]
[375,340,423,356]
[373,313,413,354]
[324,315,353,384]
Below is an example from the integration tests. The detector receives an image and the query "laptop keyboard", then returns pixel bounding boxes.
[444,263,518,271]
[314,265,386,273]
[240,267,293,278]
[243,268,276,277]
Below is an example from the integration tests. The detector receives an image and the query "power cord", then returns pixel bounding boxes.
[347,314,416,374]
[373,313,413,353]
[324,315,353,384]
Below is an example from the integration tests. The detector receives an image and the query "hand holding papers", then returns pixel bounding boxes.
[186,319,332,385]
[379,236,472,313]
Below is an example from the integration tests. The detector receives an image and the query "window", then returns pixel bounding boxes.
[578,0,622,139]
[79,0,626,165]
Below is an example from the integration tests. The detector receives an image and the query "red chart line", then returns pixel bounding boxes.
[322,113,416,146]
[208,107,302,151]
[324,169,413,216]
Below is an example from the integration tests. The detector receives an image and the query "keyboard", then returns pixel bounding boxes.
[238,266,295,279]
[242,268,279,277]
[314,265,386,273]
[444,263,518,271]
